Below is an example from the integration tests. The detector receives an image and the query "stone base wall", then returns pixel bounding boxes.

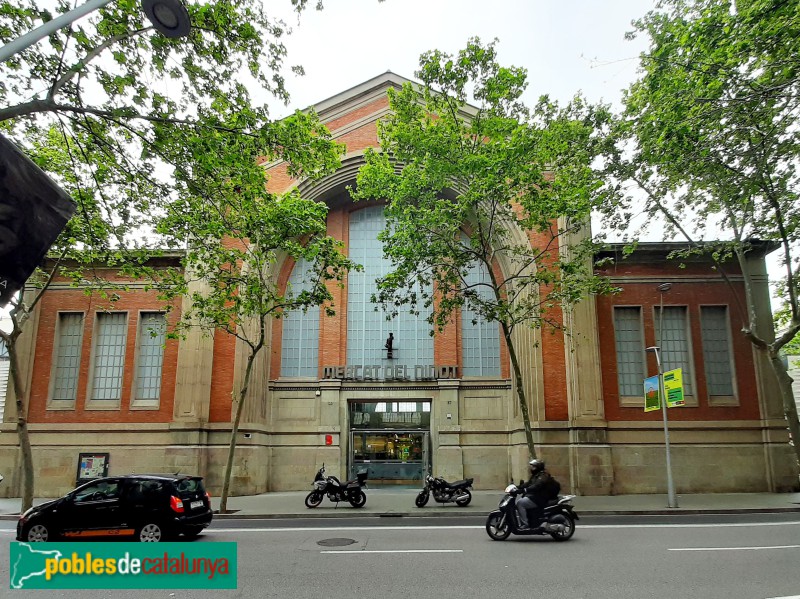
[611,444,781,494]
[1,425,797,498]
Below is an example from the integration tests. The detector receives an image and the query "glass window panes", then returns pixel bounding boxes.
[347,206,433,368]
[700,306,734,396]
[135,312,166,401]
[52,313,83,401]
[461,242,501,376]
[281,256,320,377]
[91,312,127,401]
[613,307,645,397]
[654,306,694,395]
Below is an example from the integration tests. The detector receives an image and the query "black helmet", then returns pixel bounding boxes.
[528,459,545,474]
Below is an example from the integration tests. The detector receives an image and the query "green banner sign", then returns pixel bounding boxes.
[10,542,237,590]
[644,375,660,412]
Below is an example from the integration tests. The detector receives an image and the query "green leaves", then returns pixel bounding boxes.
[353,37,611,335]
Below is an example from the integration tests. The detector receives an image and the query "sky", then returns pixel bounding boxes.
[268,0,653,116]
[262,0,787,306]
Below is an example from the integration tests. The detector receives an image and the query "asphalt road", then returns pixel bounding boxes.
[1,514,799,598]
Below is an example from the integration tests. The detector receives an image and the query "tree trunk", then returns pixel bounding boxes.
[219,351,256,513]
[8,337,34,512]
[502,323,537,460]
[769,354,800,475]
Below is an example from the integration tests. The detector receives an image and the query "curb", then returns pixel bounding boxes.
[3,507,799,522]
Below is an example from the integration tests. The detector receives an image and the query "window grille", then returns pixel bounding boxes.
[461,248,501,376]
[52,313,84,401]
[90,312,127,401]
[654,306,694,395]
[281,256,320,377]
[613,307,646,397]
[347,206,433,368]
[134,312,166,402]
[700,306,734,396]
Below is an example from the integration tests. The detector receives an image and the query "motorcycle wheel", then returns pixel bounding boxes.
[415,491,430,508]
[455,489,472,507]
[548,513,575,542]
[485,512,511,541]
[305,491,323,508]
[349,490,367,508]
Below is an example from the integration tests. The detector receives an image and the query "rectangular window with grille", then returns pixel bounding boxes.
[89,312,128,403]
[700,306,736,402]
[654,306,694,396]
[51,312,84,404]
[134,312,166,405]
[613,307,645,399]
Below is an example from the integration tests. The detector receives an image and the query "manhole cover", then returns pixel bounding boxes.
[317,538,357,547]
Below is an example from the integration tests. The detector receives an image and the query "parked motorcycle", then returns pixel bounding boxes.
[415,474,473,507]
[304,464,368,508]
[485,482,578,541]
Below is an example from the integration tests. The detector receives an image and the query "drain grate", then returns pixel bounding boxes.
[317,538,357,547]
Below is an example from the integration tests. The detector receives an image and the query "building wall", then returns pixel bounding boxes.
[0,74,796,498]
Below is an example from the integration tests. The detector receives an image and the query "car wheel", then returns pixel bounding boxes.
[26,523,52,542]
[137,522,165,542]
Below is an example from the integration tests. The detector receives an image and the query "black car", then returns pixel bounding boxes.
[16,474,213,542]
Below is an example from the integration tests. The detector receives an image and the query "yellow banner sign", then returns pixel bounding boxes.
[663,368,685,407]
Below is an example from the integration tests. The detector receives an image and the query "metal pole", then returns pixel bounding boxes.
[0,0,114,63]
[656,292,678,508]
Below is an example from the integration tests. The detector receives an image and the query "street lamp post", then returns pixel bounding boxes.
[0,0,190,63]
[646,282,679,509]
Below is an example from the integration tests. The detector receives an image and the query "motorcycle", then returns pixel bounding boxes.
[485,482,578,541]
[304,464,368,508]
[415,474,474,507]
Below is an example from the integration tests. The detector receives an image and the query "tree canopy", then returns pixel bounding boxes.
[353,38,615,459]
[601,0,800,471]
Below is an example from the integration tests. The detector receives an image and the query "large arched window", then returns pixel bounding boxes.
[461,240,501,376]
[347,206,433,368]
[280,256,320,377]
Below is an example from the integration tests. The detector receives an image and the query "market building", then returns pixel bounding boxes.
[1,73,797,497]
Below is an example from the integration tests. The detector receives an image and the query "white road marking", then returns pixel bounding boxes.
[669,545,800,552]
[321,549,463,554]
[765,596,800,599]
[206,520,800,533]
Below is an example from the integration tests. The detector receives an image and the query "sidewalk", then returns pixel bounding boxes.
[3,489,798,520]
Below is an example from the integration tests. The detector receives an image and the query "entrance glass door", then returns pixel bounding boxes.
[348,400,431,483]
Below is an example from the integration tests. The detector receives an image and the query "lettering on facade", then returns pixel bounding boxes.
[322,365,458,381]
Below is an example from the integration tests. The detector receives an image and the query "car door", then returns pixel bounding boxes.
[60,478,123,538]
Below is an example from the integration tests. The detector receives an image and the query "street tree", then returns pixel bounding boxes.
[0,0,328,510]
[153,116,355,512]
[602,0,800,470]
[353,38,615,459]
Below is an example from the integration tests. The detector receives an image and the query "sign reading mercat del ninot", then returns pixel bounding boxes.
[322,365,459,381]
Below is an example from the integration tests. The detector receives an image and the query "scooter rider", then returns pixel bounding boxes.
[516,459,551,530]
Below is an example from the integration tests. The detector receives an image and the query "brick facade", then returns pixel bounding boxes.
[1,73,796,498]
